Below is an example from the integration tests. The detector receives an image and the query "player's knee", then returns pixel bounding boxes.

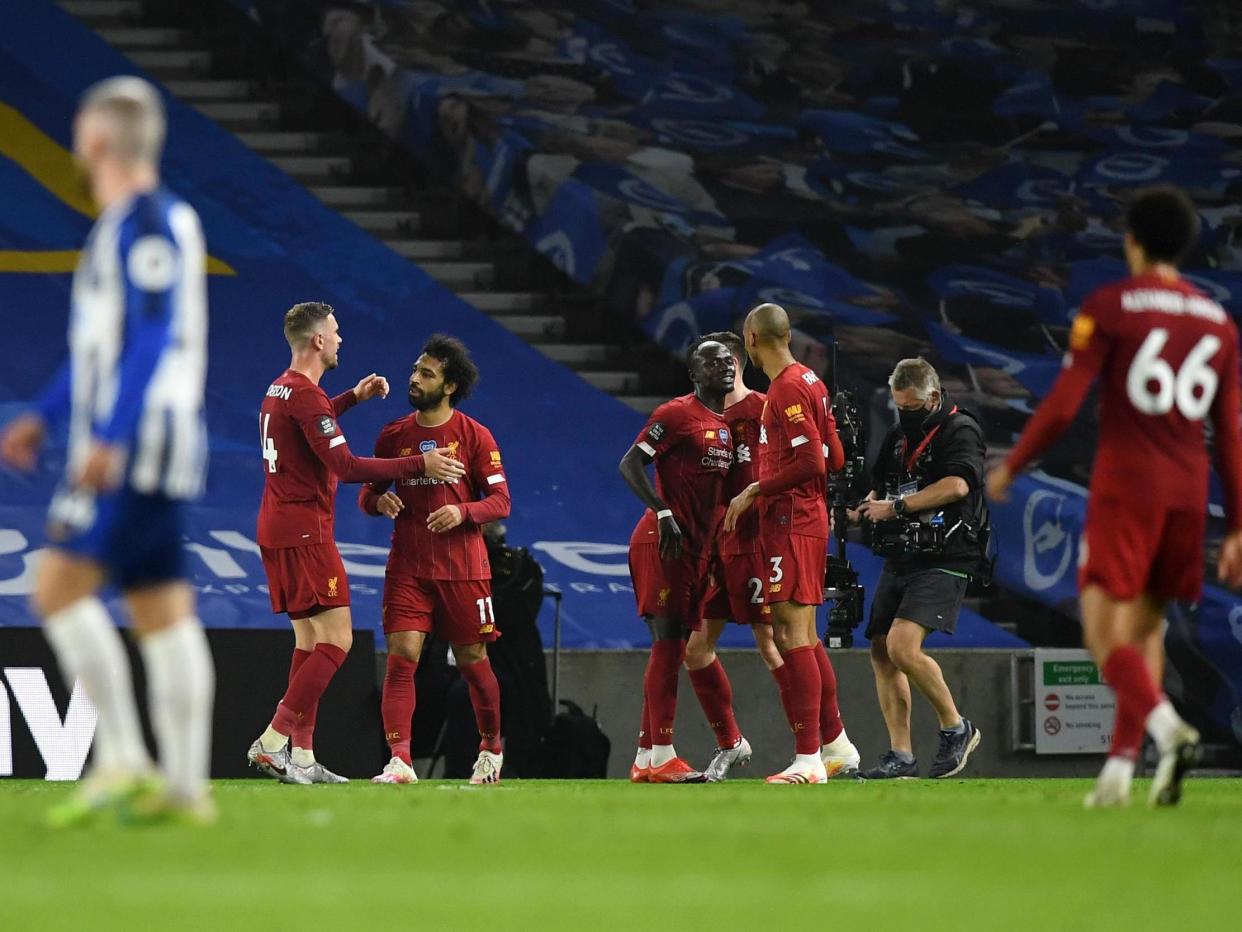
[684,640,714,671]
[771,624,795,654]
[30,553,90,619]
[452,641,486,665]
[390,639,421,662]
[319,628,353,653]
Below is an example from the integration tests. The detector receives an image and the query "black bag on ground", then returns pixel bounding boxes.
[541,700,611,778]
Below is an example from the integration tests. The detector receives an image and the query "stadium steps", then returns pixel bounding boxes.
[59,0,142,23]
[65,0,662,414]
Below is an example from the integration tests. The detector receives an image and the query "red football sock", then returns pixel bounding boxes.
[272,643,346,736]
[637,697,652,751]
[460,656,503,754]
[813,641,844,745]
[1102,645,1162,759]
[781,645,823,755]
[688,658,741,749]
[288,648,317,749]
[1109,700,1144,761]
[771,662,794,726]
[382,654,419,765]
[644,638,686,745]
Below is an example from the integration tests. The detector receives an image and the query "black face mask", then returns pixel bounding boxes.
[898,407,927,438]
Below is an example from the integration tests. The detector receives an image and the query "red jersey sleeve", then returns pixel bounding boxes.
[1210,321,1242,532]
[460,425,511,526]
[1007,291,1115,473]
[358,422,400,516]
[758,375,826,496]
[331,389,359,418]
[293,392,425,484]
[633,401,687,460]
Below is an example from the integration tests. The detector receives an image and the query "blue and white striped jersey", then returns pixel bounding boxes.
[41,187,208,500]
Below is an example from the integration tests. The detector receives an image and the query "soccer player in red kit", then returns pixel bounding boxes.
[619,340,736,783]
[688,331,861,781]
[360,335,511,786]
[724,303,852,784]
[686,331,773,781]
[988,187,1242,808]
[248,303,465,783]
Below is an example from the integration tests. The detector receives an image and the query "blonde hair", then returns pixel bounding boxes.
[79,76,166,164]
[888,358,940,400]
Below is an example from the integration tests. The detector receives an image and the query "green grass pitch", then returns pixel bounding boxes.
[2,778,1240,931]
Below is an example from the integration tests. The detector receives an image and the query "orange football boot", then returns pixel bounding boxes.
[648,757,705,784]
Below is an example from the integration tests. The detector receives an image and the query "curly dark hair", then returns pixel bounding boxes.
[421,334,479,407]
[1126,186,1199,265]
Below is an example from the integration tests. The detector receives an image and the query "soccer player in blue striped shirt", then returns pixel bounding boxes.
[1,76,214,824]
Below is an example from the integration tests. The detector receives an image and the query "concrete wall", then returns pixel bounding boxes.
[551,648,1103,779]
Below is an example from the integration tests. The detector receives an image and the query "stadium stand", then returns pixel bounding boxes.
[0,0,1026,657]
[5,0,1242,751]
[202,0,1242,750]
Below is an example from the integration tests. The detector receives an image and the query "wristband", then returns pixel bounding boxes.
[656,509,673,520]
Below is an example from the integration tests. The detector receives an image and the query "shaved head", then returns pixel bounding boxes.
[742,302,794,373]
[745,302,791,344]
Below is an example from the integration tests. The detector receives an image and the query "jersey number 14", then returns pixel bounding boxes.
[1126,328,1221,420]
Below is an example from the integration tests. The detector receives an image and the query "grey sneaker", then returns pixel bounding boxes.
[703,736,753,782]
[858,750,919,780]
[247,739,305,784]
[928,719,981,779]
[294,760,350,784]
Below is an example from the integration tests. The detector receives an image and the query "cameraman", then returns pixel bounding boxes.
[850,359,985,780]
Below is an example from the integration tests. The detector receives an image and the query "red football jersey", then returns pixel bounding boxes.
[1009,273,1242,525]
[758,362,836,538]
[359,409,510,580]
[257,370,357,548]
[629,394,734,556]
[720,390,766,555]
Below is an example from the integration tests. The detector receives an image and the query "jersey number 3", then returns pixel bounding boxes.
[1126,328,1221,421]
[261,413,278,473]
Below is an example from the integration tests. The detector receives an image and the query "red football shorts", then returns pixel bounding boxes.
[260,543,350,616]
[383,573,498,645]
[703,551,770,625]
[628,542,710,630]
[1079,497,1205,602]
[761,533,826,606]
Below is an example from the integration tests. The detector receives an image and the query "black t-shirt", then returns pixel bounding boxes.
[870,401,988,573]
